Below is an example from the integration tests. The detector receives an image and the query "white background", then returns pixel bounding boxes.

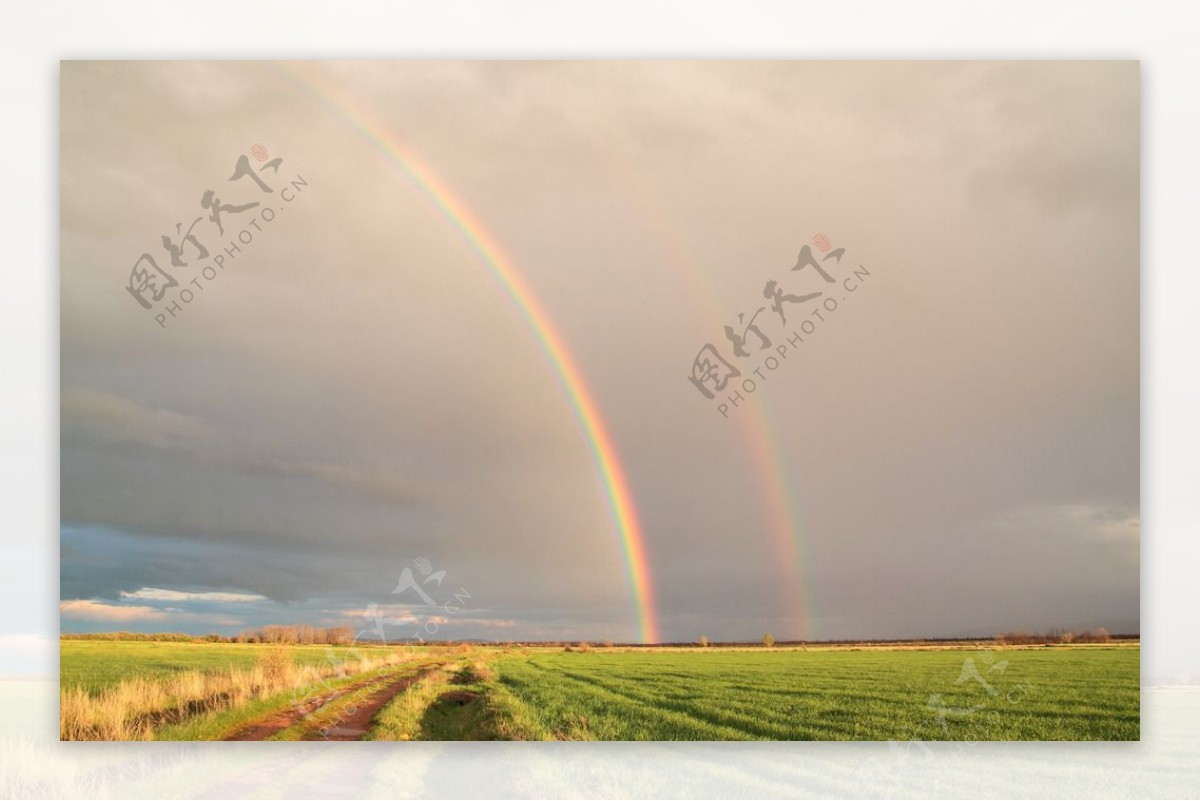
[2,1,1198,797]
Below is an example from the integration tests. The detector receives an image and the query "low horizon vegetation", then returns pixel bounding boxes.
[61,625,1137,647]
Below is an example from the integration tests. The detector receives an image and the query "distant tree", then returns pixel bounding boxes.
[277,626,299,644]
[699,635,710,648]
[996,630,1034,646]
[1080,623,1113,642]
[762,633,775,648]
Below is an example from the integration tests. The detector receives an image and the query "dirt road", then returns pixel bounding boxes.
[223,665,435,741]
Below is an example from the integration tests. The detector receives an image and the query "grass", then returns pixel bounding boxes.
[153,657,429,741]
[60,640,1140,741]
[266,659,441,741]
[366,659,545,741]
[60,642,415,740]
[485,646,1140,741]
[60,640,372,694]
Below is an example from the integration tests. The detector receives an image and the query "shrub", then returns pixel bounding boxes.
[1075,628,1113,644]
[762,633,775,648]
[995,630,1035,646]
[452,661,495,685]
[60,647,405,741]
[997,628,1115,646]
[699,636,710,647]
[256,644,296,687]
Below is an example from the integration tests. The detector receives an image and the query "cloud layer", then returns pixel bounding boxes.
[60,61,1139,642]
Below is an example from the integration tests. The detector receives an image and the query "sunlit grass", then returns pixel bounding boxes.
[60,642,412,740]
[60,640,382,694]
[367,658,546,741]
[491,646,1139,741]
[60,641,1139,741]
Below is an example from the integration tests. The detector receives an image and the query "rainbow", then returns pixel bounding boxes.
[745,419,816,641]
[620,173,817,640]
[270,63,661,644]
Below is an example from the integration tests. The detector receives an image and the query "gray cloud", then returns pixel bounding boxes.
[61,61,1139,642]
[61,387,217,451]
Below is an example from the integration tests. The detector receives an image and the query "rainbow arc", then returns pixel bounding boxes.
[273,63,661,643]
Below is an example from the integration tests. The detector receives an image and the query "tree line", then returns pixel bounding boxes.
[233,625,356,644]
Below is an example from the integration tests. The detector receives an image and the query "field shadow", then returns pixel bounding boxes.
[418,688,492,741]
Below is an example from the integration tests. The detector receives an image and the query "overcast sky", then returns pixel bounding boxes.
[59,61,1138,643]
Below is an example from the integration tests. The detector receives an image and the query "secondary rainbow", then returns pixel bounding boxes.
[618,171,817,640]
[270,63,661,644]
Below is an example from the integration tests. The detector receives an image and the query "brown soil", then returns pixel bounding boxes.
[223,665,436,741]
[309,669,434,741]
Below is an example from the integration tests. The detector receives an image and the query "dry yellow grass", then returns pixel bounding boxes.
[60,646,407,741]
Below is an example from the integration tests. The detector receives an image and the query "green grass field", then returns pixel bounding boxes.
[60,640,377,694]
[488,646,1139,740]
[59,641,1139,740]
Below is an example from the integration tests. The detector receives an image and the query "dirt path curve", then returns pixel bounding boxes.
[309,667,432,741]
[223,664,437,741]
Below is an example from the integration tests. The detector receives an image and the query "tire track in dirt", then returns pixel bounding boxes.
[308,666,439,741]
[223,664,439,741]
